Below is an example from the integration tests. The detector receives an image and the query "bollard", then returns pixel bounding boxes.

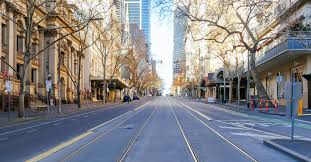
[251,99,254,111]
[260,98,263,112]
[266,99,269,112]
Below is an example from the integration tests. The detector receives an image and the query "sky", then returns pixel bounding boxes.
[150,6,173,94]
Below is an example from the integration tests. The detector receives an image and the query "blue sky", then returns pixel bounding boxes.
[150,7,173,94]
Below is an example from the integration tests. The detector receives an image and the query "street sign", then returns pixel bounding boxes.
[46,80,52,92]
[5,80,12,93]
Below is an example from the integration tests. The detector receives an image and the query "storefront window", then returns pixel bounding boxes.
[276,72,284,99]
[291,66,303,94]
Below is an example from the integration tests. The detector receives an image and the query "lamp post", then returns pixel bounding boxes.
[113,82,116,103]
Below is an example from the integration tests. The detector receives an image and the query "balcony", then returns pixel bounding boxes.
[256,32,311,66]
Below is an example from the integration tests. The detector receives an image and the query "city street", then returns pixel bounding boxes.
[1,97,309,162]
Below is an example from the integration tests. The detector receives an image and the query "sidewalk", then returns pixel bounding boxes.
[0,101,121,127]
[188,97,311,122]
[264,139,311,162]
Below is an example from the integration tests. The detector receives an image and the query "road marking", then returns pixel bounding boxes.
[53,123,62,126]
[168,98,199,162]
[219,126,248,130]
[134,102,150,111]
[61,102,152,162]
[116,104,158,162]
[88,111,133,132]
[83,115,88,118]
[25,131,93,162]
[231,132,280,140]
[26,130,37,134]
[180,104,258,162]
[180,102,212,121]
[0,138,8,141]
[0,103,131,137]
[296,119,311,125]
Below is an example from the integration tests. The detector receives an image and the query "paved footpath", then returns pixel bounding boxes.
[12,97,305,162]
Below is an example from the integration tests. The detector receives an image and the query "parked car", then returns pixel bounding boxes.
[133,95,140,100]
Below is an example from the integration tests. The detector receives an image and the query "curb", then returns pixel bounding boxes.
[263,140,311,162]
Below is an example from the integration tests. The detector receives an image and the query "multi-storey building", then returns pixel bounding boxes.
[251,0,311,109]
[218,0,311,109]
[173,8,187,79]
[0,0,109,110]
[116,0,150,47]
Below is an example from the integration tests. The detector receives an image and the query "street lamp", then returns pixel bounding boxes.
[113,82,116,103]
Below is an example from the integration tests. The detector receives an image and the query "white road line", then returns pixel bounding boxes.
[134,102,151,111]
[116,104,158,162]
[167,98,199,162]
[89,102,150,132]
[219,126,248,130]
[180,102,212,121]
[83,116,88,118]
[53,123,62,126]
[180,103,258,162]
[0,103,127,136]
[61,102,153,162]
[88,111,133,132]
[296,119,311,125]
[0,138,8,141]
[26,130,37,134]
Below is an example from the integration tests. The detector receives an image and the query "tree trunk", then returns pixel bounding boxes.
[249,52,270,100]
[103,82,107,103]
[102,61,107,103]
[18,75,26,118]
[77,56,82,108]
[229,79,233,103]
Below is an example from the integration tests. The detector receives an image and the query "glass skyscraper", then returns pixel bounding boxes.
[117,0,150,45]
[173,8,187,78]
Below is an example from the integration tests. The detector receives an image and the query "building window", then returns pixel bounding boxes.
[31,43,37,54]
[16,63,23,79]
[1,57,6,72]
[61,52,65,66]
[17,36,24,53]
[291,66,303,94]
[31,69,37,83]
[2,24,7,47]
[74,60,77,75]
[276,72,284,99]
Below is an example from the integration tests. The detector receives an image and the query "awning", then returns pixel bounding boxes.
[108,79,127,90]
[303,73,311,81]
[90,77,128,90]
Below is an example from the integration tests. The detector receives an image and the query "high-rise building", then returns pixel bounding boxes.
[173,9,187,79]
[115,0,150,45]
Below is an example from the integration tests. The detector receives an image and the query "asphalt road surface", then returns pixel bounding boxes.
[1,96,309,162]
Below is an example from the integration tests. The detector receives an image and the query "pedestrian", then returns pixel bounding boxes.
[127,94,130,104]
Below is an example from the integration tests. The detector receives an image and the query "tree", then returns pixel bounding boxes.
[157,0,279,100]
[0,0,102,117]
